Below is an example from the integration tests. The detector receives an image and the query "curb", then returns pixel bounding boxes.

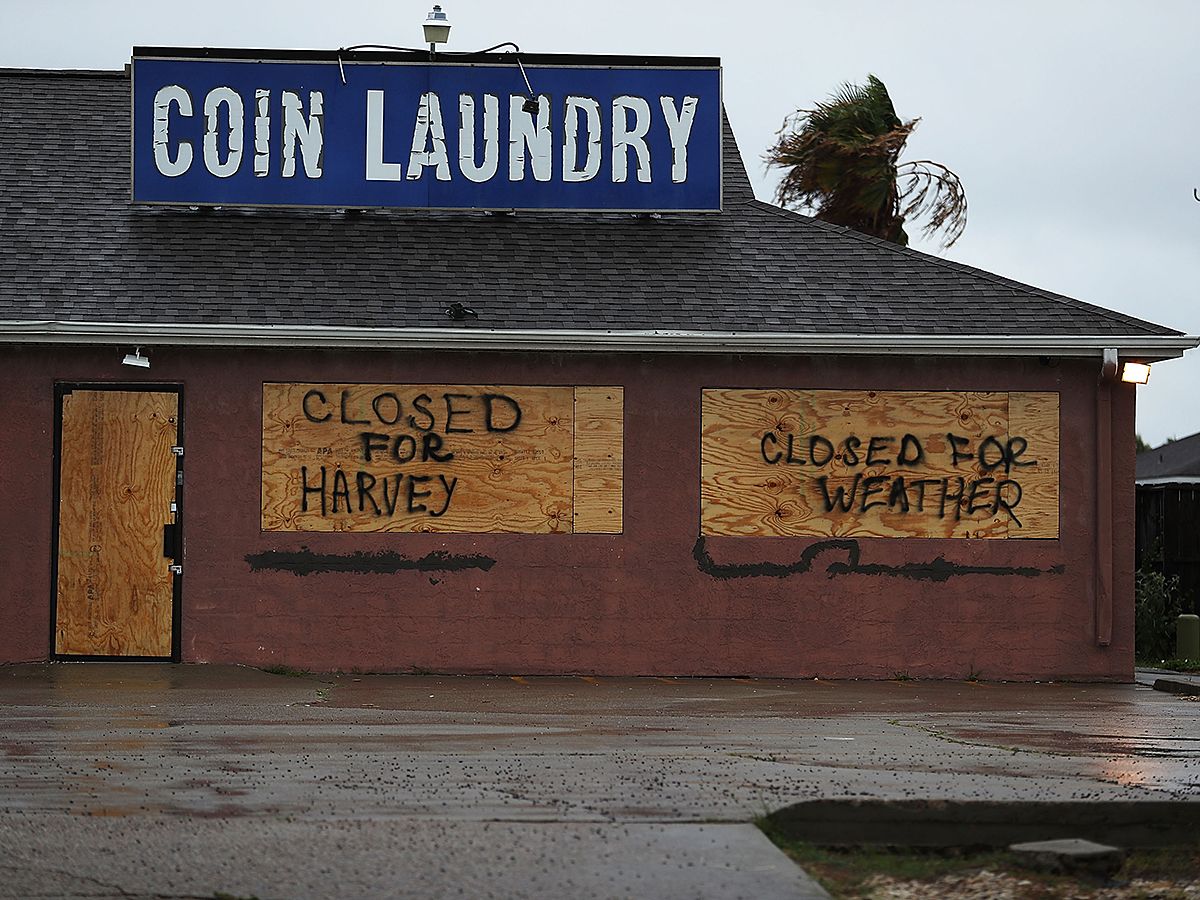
[765,800,1200,849]
[1153,677,1200,696]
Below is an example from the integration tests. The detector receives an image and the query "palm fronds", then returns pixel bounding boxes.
[765,75,966,249]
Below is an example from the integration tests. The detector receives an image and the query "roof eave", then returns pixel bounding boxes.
[0,321,1196,360]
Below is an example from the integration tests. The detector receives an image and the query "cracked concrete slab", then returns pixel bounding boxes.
[0,819,829,900]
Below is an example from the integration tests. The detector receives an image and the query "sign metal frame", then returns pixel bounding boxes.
[130,47,723,214]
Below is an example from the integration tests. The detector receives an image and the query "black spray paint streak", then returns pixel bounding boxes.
[693,537,1063,583]
[692,538,859,580]
[245,547,496,577]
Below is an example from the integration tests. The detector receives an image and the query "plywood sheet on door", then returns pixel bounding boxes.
[55,390,177,656]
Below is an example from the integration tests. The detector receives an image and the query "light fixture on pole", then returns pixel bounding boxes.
[423,5,451,55]
[121,347,150,368]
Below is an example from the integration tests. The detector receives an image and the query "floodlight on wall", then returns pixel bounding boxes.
[423,5,451,52]
[122,347,150,368]
[1121,361,1151,384]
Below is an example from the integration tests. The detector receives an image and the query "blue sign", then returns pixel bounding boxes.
[131,53,722,211]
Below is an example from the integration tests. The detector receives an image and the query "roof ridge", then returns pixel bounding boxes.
[741,199,1183,337]
[0,67,126,77]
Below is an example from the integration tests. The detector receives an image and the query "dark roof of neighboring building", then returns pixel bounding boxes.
[0,67,1189,346]
[1137,432,1200,480]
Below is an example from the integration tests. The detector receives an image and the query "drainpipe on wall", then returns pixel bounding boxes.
[1096,348,1119,646]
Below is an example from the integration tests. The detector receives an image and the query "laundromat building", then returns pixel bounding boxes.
[0,49,1194,679]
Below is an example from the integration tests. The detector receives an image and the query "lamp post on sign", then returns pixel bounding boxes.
[424,5,452,58]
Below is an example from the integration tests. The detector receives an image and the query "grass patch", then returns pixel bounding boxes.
[1147,658,1200,673]
[757,819,1200,899]
[772,842,1018,896]
[1119,845,1200,882]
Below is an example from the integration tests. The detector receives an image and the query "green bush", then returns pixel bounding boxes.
[1135,567,1184,662]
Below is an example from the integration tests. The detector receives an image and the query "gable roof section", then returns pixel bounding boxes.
[1137,432,1200,481]
[0,68,1193,358]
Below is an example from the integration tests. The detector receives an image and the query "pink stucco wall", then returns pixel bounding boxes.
[0,345,1136,679]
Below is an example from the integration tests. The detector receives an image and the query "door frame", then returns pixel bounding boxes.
[50,382,184,662]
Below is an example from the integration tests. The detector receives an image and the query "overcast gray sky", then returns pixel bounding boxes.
[5,0,1197,446]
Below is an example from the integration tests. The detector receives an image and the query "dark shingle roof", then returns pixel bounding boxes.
[1137,432,1200,479]
[0,69,1183,338]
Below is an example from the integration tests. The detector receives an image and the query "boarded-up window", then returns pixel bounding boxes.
[701,389,1058,539]
[262,383,622,534]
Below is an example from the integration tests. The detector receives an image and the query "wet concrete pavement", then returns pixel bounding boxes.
[1,664,1198,898]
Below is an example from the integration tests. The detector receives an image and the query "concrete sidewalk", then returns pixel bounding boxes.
[1137,665,1200,695]
[2,664,1197,898]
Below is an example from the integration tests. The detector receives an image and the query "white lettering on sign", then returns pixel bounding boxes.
[253,88,271,177]
[151,87,326,181]
[149,85,701,191]
[458,94,499,183]
[563,96,601,183]
[365,89,402,181]
[612,95,652,183]
[368,90,698,188]
[203,86,243,178]
[282,90,324,178]
[660,95,698,183]
[509,95,552,182]
[407,92,451,181]
[152,85,193,177]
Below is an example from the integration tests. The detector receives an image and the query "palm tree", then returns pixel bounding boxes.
[766,75,967,248]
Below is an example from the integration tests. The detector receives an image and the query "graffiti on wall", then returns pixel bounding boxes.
[701,390,1059,539]
[262,383,622,534]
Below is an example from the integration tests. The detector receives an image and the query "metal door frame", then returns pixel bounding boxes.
[50,382,184,662]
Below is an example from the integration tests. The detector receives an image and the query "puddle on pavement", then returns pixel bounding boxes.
[942,725,1200,758]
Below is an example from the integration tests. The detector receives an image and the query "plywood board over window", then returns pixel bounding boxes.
[573,387,624,534]
[262,384,623,534]
[701,390,1059,539]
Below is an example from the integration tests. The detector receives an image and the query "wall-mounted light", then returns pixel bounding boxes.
[423,5,451,52]
[1121,362,1151,384]
[446,302,478,321]
[122,347,150,368]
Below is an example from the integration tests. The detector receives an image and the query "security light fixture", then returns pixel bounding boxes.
[1121,361,1151,384]
[514,56,540,114]
[423,5,451,51]
[122,347,150,368]
[446,302,478,321]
